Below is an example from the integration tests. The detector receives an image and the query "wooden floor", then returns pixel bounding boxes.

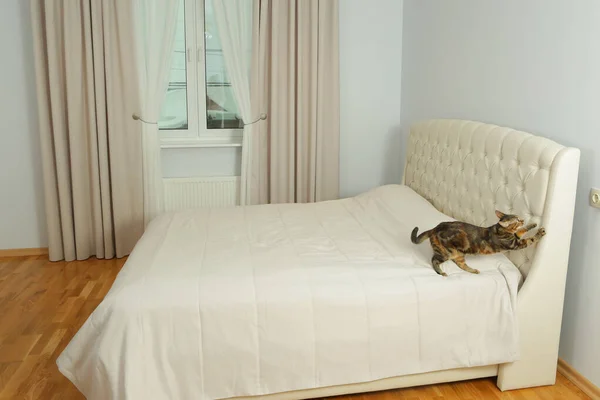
[0,256,591,400]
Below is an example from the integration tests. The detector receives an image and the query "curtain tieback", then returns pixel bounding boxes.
[132,113,158,125]
[243,113,268,126]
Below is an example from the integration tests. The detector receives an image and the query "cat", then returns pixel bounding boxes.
[411,210,546,276]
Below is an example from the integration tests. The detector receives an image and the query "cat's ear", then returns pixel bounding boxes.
[495,210,506,219]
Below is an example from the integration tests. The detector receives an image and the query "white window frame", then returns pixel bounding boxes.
[159,0,243,149]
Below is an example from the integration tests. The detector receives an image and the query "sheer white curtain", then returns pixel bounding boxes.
[132,0,180,224]
[212,0,255,205]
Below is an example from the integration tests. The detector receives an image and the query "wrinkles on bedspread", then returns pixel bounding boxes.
[56,185,521,400]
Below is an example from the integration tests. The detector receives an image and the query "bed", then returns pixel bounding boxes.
[57,119,580,399]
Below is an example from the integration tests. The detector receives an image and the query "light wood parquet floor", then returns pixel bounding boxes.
[0,256,591,399]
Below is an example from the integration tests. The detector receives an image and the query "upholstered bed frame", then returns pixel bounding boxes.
[234,119,581,399]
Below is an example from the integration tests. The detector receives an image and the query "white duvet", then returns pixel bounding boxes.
[57,185,521,400]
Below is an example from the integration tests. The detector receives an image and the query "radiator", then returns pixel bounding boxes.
[163,176,240,212]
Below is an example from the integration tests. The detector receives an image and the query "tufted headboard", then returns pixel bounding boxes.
[403,119,569,276]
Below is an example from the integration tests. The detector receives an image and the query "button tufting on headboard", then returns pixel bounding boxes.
[403,119,564,275]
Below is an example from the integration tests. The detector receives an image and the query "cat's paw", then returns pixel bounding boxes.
[526,223,537,230]
[441,272,448,277]
[537,228,546,237]
[472,269,480,274]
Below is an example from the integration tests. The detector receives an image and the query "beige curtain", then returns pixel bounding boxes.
[250,0,340,205]
[31,0,144,262]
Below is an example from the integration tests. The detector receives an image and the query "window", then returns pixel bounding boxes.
[158,0,244,147]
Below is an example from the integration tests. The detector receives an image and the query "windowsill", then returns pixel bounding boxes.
[160,136,243,149]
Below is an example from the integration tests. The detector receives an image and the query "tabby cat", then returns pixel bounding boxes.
[411,210,546,276]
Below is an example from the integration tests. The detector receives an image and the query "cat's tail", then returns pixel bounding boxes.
[411,227,432,244]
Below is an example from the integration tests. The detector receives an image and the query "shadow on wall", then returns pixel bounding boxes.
[382,125,405,187]
[385,125,411,185]
[559,144,595,359]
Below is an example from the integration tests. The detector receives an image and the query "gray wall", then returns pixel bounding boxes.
[0,0,47,250]
[401,0,600,386]
[339,0,404,198]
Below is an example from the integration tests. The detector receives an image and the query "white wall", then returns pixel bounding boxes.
[401,0,600,386]
[0,0,47,249]
[162,147,241,178]
[339,0,403,198]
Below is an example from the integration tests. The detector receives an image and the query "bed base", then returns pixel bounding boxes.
[230,365,498,400]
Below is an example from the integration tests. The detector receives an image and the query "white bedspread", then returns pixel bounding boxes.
[57,185,521,400]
